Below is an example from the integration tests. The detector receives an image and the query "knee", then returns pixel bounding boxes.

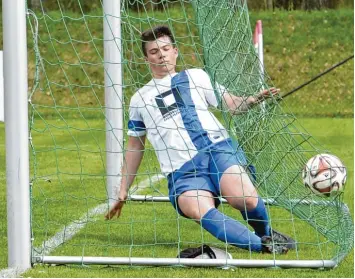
[226,195,259,211]
[178,204,214,220]
[177,195,215,220]
[243,196,259,211]
[184,207,205,220]
[228,196,258,211]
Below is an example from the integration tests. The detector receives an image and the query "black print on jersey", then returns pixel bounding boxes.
[155,89,182,120]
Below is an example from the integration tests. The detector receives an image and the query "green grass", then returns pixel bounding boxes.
[0,127,6,270]
[0,4,353,278]
[252,9,354,117]
[0,117,353,277]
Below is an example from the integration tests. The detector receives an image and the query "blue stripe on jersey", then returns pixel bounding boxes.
[171,71,212,150]
[128,120,146,131]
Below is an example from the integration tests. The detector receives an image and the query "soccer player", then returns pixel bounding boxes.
[105,25,295,254]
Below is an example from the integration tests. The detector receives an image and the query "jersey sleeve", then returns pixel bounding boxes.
[127,95,146,137]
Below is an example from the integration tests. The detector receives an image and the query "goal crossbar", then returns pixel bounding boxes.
[128,194,350,209]
[34,256,337,269]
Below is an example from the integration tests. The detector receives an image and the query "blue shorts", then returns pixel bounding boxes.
[167,138,248,217]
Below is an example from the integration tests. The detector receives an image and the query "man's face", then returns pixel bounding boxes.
[145,35,178,78]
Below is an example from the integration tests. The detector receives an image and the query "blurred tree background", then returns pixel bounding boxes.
[248,0,353,10]
[23,0,355,13]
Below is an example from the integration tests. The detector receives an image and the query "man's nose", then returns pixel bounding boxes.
[159,50,166,58]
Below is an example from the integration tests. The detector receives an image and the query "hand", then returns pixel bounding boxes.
[105,199,126,220]
[255,87,280,103]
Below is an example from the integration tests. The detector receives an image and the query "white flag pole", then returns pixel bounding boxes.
[253,20,266,112]
[0,51,4,122]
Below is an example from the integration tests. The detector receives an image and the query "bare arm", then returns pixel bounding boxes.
[105,135,145,219]
[222,87,279,114]
[119,135,146,200]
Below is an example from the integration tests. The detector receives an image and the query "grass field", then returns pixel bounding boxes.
[0,3,353,279]
[0,116,353,278]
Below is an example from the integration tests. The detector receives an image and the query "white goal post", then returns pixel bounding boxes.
[3,0,31,270]
[3,0,124,269]
[103,0,124,203]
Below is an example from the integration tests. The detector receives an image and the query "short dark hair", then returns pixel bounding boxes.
[141,25,175,56]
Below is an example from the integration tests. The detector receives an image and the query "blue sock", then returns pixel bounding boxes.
[200,208,262,252]
[240,197,270,237]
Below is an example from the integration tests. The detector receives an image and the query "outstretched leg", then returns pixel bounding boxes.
[219,165,270,237]
[219,165,295,249]
[177,189,263,252]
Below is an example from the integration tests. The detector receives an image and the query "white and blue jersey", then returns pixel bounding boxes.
[127,68,230,175]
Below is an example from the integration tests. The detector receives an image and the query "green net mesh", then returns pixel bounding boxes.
[27,0,353,266]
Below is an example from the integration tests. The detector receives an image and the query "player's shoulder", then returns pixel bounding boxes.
[130,88,145,107]
[185,68,208,77]
[130,80,155,105]
[185,68,211,85]
[130,90,141,104]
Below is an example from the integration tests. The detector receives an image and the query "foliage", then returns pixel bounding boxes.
[256,0,354,10]
[22,0,355,12]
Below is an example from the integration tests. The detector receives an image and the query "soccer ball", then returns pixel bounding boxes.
[302,153,347,196]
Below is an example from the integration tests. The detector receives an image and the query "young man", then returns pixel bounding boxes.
[105,25,295,254]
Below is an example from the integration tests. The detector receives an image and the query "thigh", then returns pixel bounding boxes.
[209,138,248,187]
[169,173,220,219]
[209,141,258,210]
[220,165,258,210]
